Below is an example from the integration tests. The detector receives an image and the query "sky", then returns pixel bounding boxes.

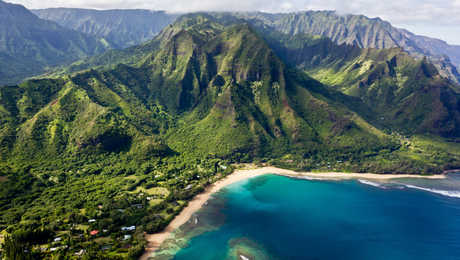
[8,0,460,45]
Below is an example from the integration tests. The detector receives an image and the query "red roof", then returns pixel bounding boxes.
[90,230,99,236]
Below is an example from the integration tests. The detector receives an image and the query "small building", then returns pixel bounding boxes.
[123,235,132,240]
[121,226,136,231]
[90,230,99,236]
[54,237,62,242]
[75,249,85,256]
[88,219,96,223]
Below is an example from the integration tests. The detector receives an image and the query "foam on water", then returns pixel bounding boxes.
[401,184,460,198]
[357,176,460,199]
[358,179,386,188]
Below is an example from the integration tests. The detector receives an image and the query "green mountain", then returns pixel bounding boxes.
[33,8,460,82]
[233,11,460,83]
[1,14,395,163]
[1,13,460,260]
[7,12,457,174]
[41,10,460,84]
[0,1,110,85]
[33,8,178,49]
[256,28,460,138]
[58,13,460,139]
[406,29,460,66]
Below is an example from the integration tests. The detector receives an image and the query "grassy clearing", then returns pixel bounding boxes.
[123,175,140,181]
[75,224,89,232]
[411,136,460,155]
[148,199,164,206]
[94,237,113,244]
[130,186,169,196]
[129,186,170,206]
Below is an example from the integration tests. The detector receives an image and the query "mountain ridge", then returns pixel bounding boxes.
[0,0,111,85]
[32,7,178,48]
[254,26,460,138]
[51,12,460,139]
[2,13,458,171]
[235,11,460,83]
[34,8,460,84]
[1,13,460,259]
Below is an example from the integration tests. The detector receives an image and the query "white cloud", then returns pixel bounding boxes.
[6,0,460,44]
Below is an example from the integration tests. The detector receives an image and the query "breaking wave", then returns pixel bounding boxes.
[358,179,385,188]
[402,184,460,198]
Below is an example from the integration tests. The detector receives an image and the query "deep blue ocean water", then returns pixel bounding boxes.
[157,174,460,260]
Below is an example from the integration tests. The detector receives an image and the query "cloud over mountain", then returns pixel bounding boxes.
[8,0,460,44]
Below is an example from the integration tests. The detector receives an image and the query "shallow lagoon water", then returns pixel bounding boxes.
[154,174,460,260]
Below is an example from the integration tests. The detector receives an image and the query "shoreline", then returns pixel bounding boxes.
[140,166,445,259]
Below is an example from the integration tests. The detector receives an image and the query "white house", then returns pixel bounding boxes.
[121,226,136,231]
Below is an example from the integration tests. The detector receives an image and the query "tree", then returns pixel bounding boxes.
[2,235,32,260]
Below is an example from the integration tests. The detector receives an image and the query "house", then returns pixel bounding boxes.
[123,235,132,240]
[121,226,136,231]
[75,249,85,256]
[54,237,62,242]
[90,230,99,236]
[88,219,96,223]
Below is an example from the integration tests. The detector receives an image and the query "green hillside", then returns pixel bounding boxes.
[259,30,460,138]
[1,13,459,259]
[234,11,460,83]
[0,1,110,85]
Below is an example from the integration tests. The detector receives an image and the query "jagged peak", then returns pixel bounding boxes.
[0,0,37,18]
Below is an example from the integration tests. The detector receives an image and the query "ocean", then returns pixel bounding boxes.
[152,173,460,260]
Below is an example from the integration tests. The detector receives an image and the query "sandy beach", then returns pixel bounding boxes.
[140,166,445,259]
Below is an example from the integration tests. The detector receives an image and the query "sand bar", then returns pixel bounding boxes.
[140,166,445,259]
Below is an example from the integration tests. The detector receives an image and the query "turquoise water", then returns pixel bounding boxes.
[156,174,460,260]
